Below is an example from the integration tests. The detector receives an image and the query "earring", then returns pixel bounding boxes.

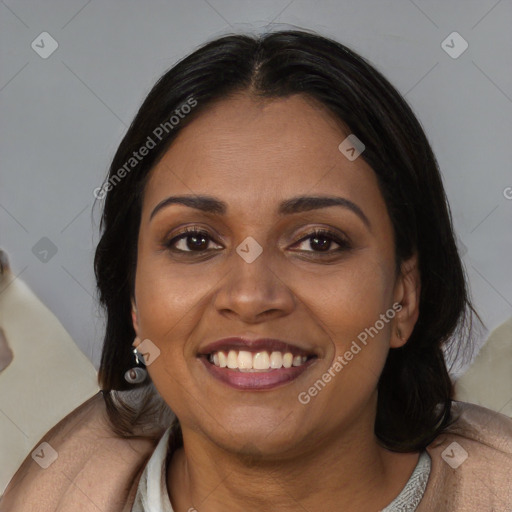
[124,338,148,384]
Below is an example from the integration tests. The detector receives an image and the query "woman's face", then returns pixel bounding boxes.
[132,93,419,456]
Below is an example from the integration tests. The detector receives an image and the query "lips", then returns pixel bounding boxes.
[197,336,319,390]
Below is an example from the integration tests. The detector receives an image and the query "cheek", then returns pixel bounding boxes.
[295,270,393,426]
[133,258,200,418]
[134,242,215,339]
[311,253,393,336]
[137,279,197,336]
[132,248,220,402]
[306,254,394,385]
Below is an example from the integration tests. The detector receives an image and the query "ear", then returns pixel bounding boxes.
[131,298,139,336]
[391,252,421,348]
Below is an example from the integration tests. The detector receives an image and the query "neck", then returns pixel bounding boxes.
[167,399,419,511]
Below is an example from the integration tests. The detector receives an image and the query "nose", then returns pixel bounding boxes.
[212,246,295,323]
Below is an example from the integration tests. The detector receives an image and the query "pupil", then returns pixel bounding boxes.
[312,235,330,251]
[188,234,207,250]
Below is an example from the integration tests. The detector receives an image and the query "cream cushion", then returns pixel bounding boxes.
[0,255,99,495]
[454,317,512,417]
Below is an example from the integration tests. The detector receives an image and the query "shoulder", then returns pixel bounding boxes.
[0,391,166,512]
[418,400,512,511]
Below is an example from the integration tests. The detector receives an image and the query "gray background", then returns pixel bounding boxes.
[1,0,511,373]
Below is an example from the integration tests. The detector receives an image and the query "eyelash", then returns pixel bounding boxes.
[163,226,351,256]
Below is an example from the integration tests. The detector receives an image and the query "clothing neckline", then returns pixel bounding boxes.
[131,427,431,512]
[380,450,431,511]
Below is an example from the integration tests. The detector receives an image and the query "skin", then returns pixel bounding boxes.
[131,93,422,511]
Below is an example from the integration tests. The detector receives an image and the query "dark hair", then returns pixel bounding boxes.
[94,29,479,450]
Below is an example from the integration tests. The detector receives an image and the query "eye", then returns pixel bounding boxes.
[163,227,350,255]
[292,228,351,253]
[164,227,223,253]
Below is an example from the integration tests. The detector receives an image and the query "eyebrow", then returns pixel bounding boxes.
[149,194,371,229]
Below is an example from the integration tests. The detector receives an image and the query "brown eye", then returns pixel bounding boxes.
[165,227,222,253]
[293,229,351,253]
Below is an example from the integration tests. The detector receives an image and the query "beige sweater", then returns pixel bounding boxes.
[1,392,511,511]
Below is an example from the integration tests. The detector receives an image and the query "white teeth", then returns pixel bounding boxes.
[227,350,238,369]
[253,351,270,370]
[269,351,283,369]
[237,350,253,369]
[218,351,227,368]
[208,349,309,371]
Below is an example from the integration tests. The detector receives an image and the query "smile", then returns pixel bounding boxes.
[199,347,318,390]
[208,349,310,371]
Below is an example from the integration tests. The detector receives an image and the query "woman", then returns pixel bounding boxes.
[2,29,511,512]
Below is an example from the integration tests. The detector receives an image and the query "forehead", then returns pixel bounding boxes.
[143,93,382,218]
